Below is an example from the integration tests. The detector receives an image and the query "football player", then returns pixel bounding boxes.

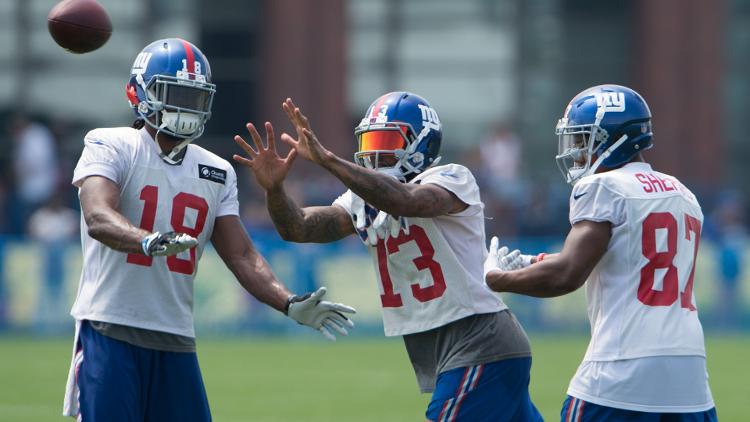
[62,38,355,421]
[233,93,542,422]
[485,85,717,421]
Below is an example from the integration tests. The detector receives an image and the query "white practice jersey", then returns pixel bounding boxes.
[334,164,505,336]
[567,162,713,412]
[70,127,239,338]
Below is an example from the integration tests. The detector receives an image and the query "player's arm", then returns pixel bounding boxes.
[233,121,355,243]
[79,176,149,254]
[280,99,465,217]
[266,186,355,243]
[486,220,611,297]
[211,215,356,340]
[322,155,465,217]
[80,176,197,256]
[211,215,292,310]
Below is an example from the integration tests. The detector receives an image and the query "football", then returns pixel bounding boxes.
[48,0,112,54]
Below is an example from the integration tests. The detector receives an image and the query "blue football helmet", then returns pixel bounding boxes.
[354,92,442,181]
[125,38,216,164]
[555,84,653,184]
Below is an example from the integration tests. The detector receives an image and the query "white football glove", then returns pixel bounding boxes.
[519,254,536,268]
[142,231,198,257]
[372,211,409,240]
[483,236,525,279]
[351,194,380,245]
[286,287,356,341]
[499,249,524,271]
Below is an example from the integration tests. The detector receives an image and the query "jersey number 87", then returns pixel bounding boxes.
[638,211,700,311]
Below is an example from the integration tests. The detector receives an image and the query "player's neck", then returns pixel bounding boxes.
[595,154,646,173]
[145,126,183,154]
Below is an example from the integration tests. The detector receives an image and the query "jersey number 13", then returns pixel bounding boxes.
[376,226,447,308]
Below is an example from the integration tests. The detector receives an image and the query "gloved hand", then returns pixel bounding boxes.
[483,236,524,278]
[499,249,525,271]
[285,287,356,341]
[372,211,409,240]
[351,194,380,245]
[519,254,536,268]
[141,231,198,257]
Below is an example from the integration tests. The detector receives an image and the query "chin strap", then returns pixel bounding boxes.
[155,122,193,165]
[581,134,629,180]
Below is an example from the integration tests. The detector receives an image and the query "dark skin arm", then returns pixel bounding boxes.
[319,153,464,218]
[79,176,150,254]
[265,188,355,243]
[211,215,292,311]
[486,220,611,297]
[279,98,467,218]
[233,122,355,243]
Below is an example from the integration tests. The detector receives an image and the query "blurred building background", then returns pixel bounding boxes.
[0,0,747,335]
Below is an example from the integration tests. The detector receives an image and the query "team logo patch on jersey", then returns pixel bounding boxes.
[198,164,226,184]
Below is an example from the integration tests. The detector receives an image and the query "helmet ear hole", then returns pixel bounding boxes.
[126,83,139,106]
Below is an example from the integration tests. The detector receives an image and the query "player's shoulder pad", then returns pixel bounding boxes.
[573,171,626,198]
[83,127,138,148]
[187,144,233,170]
[414,163,476,184]
[187,143,237,184]
[414,163,482,209]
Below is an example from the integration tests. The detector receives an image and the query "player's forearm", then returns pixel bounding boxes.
[486,257,583,298]
[318,153,414,215]
[227,250,291,312]
[85,208,149,254]
[266,186,351,243]
[265,185,308,241]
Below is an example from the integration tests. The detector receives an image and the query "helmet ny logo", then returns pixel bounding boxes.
[417,104,440,141]
[131,52,152,75]
[595,92,625,112]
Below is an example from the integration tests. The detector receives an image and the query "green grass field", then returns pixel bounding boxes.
[0,335,747,421]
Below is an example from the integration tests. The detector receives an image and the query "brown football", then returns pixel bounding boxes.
[48,0,112,54]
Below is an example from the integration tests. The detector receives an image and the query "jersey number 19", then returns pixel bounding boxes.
[126,185,208,275]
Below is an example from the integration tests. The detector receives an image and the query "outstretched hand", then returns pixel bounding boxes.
[286,287,356,341]
[483,236,524,279]
[233,122,297,191]
[280,98,333,165]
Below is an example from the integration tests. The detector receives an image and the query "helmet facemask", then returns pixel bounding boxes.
[555,118,603,185]
[555,111,630,185]
[135,73,215,164]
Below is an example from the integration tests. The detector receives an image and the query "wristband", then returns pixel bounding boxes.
[284,292,312,315]
[283,295,297,315]
[141,232,160,256]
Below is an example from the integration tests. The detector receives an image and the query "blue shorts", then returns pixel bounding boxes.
[75,320,211,422]
[561,396,718,422]
[426,357,543,422]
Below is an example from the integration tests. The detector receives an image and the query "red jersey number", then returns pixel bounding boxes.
[126,185,208,275]
[638,212,700,310]
[376,225,447,308]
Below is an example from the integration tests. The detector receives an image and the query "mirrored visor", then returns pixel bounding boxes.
[358,129,407,152]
